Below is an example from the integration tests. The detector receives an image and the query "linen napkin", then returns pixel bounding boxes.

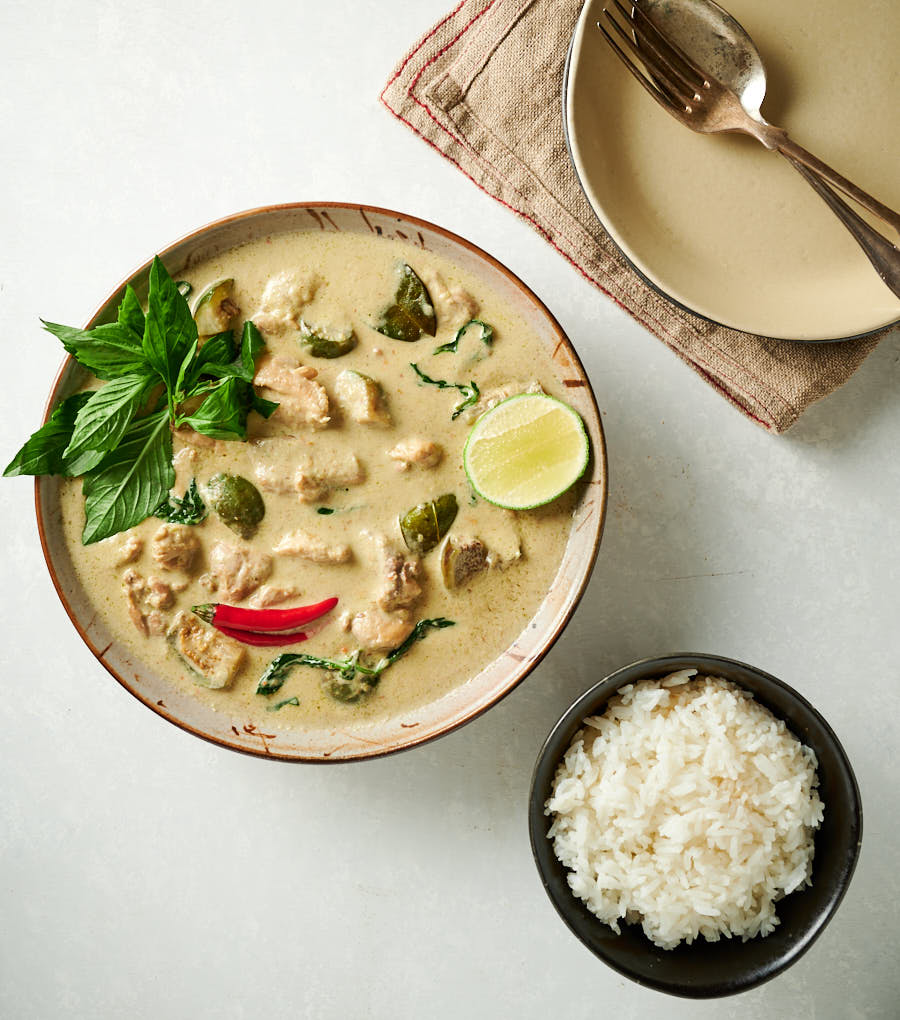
[380,0,890,432]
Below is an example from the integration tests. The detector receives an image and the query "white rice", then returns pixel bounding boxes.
[545,670,824,950]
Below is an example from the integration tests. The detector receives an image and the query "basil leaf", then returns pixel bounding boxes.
[375,618,455,672]
[81,410,173,544]
[62,373,155,474]
[251,393,279,419]
[3,392,93,477]
[434,319,494,358]
[188,331,237,383]
[43,320,147,380]
[182,324,277,438]
[185,322,267,392]
[257,651,366,696]
[255,619,454,699]
[142,256,198,391]
[118,284,146,337]
[180,377,251,440]
[173,337,199,400]
[238,321,266,381]
[409,363,479,420]
[266,696,300,712]
[154,477,207,525]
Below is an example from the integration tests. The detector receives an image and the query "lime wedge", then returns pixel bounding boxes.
[463,394,589,510]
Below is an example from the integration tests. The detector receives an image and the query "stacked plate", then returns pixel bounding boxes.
[564,0,900,341]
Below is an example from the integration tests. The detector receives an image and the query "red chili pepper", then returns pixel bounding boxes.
[215,625,309,647]
[191,597,339,633]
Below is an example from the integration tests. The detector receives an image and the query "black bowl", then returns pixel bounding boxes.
[528,654,863,998]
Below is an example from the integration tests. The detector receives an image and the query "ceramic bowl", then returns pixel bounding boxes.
[35,202,608,762]
[528,653,862,997]
[564,0,900,341]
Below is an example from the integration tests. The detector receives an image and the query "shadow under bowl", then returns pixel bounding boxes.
[528,653,862,998]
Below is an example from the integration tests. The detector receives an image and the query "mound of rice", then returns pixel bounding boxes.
[546,670,824,949]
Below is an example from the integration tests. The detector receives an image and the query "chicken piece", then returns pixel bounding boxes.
[253,353,319,389]
[254,354,330,429]
[377,550,424,612]
[479,512,523,570]
[350,608,415,652]
[122,569,175,637]
[250,437,365,502]
[114,533,143,566]
[422,271,480,330]
[145,612,168,636]
[264,389,330,430]
[461,380,544,423]
[249,438,298,494]
[335,370,391,427]
[205,541,273,601]
[249,585,302,609]
[253,270,320,335]
[166,611,245,689]
[146,576,176,610]
[346,536,424,643]
[388,437,443,472]
[363,531,424,612]
[295,450,365,503]
[151,524,200,573]
[273,529,353,565]
[486,540,521,570]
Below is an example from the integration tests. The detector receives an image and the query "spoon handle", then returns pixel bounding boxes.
[784,156,900,302]
[772,133,900,237]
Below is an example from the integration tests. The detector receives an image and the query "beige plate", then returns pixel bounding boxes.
[567,0,900,341]
[35,203,608,763]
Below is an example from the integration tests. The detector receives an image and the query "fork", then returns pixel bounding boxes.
[598,0,900,301]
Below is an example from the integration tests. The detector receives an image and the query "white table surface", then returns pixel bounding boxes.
[1,2,898,1017]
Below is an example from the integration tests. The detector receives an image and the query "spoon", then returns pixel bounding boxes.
[637,0,900,298]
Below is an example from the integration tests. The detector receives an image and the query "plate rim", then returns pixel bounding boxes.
[562,5,900,344]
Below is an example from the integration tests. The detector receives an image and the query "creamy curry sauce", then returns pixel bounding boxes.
[59,232,578,729]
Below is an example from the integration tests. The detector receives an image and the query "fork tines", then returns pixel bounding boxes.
[598,0,710,114]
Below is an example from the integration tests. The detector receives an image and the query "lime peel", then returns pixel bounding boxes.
[463,393,590,510]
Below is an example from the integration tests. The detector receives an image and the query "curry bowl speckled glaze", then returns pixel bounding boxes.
[35,203,607,762]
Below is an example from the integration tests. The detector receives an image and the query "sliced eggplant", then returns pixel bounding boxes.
[399,493,458,555]
[299,320,357,359]
[193,278,239,337]
[440,535,488,589]
[206,473,265,540]
[326,671,379,704]
[373,263,436,342]
[167,610,244,689]
[335,369,391,426]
